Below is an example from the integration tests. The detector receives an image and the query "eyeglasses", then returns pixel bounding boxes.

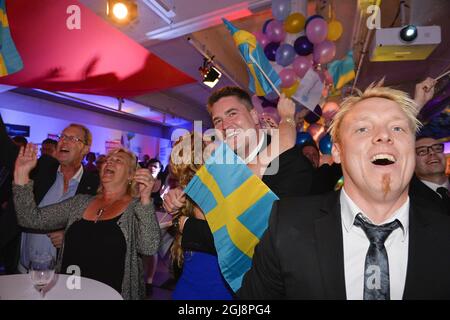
[57,134,86,144]
[415,143,444,156]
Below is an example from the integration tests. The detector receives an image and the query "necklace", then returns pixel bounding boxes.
[94,199,121,223]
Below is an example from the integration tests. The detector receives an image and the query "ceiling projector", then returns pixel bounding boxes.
[370,25,441,62]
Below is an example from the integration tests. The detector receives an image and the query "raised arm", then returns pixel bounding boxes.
[12,144,73,230]
[133,168,161,255]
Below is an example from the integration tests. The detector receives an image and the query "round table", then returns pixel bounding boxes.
[0,274,123,300]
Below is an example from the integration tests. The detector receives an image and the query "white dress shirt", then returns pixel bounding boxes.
[340,188,409,300]
[420,179,449,197]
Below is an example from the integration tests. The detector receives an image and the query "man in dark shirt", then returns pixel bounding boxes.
[163,87,313,249]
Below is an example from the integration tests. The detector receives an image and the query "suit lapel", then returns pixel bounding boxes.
[402,200,430,299]
[314,192,347,299]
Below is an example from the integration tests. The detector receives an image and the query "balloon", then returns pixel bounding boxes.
[304,105,323,124]
[266,20,286,43]
[294,36,314,56]
[313,40,336,64]
[275,44,296,67]
[319,134,333,155]
[306,18,328,44]
[279,68,298,88]
[322,101,340,120]
[281,80,299,98]
[251,95,264,116]
[327,20,343,41]
[296,132,313,145]
[260,107,281,129]
[262,19,274,34]
[292,55,313,78]
[264,42,280,61]
[307,123,325,141]
[272,0,291,21]
[254,31,270,47]
[304,14,324,29]
[284,12,306,33]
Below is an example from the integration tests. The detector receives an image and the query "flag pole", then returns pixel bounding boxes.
[249,55,322,118]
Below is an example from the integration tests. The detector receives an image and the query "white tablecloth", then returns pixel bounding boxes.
[0,274,123,300]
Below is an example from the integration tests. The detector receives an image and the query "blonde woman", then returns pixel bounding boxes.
[13,145,161,300]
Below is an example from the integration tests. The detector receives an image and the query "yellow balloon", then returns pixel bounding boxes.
[284,13,306,34]
[281,80,300,98]
[327,20,343,41]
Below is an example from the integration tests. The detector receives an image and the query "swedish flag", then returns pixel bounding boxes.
[184,142,279,292]
[0,0,23,77]
[223,18,281,97]
[328,50,355,91]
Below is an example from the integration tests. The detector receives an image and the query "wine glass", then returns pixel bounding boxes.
[29,253,55,298]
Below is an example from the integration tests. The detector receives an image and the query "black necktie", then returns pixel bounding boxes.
[436,187,449,200]
[354,214,402,300]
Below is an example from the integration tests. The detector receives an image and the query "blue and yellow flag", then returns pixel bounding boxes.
[184,142,279,292]
[0,0,23,77]
[223,18,281,97]
[328,50,355,91]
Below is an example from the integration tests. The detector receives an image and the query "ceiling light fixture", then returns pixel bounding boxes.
[199,57,222,88]
[106,0,138,25]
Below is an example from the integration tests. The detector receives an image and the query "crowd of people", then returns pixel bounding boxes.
[0,76,448,300]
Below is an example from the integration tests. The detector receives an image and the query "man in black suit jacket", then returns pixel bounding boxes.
[239,85,450,299]
[409,136,449,215]
[0,113,99,273]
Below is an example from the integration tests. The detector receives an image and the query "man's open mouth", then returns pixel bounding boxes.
[371,153,396,166]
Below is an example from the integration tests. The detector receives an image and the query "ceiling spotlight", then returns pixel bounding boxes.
[399,25,418,42]
[199,57,222,88]
[106,0,138,25]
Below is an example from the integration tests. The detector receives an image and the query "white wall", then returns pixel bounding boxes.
[0,91,167,159]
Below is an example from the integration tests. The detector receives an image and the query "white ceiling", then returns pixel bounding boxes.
[73,0,450,128]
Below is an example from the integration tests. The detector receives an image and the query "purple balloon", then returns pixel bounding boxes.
[305,15,324,29]
[279,68,297,88]
[294,36,314,56]
[264,42,280,61]
[313,40,336,64]
[266,20,286,43]
[275,44,296,67]
[255,31,270,48]
[306,18,328,44]
[272,0,291,21]
[305,105,323,124]
[292,56,313,78]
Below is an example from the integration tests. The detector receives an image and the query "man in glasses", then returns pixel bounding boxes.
[410,136,449,215]
[0,116,99,274]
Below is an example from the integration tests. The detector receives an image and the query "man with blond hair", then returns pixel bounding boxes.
[239,83,450,300]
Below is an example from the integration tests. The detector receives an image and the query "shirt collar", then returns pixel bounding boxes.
[420,179,449,193]
[340,187,409,241]
[243,132,266,164]
[57,165,84,183]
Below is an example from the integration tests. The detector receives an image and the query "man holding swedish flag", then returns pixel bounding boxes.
[163,86,314,296]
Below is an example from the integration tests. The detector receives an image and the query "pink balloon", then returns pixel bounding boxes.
[266,20,286,43]
[254,31,270,48]
[279,68,297,88]
[292,56,313,78]
[313,40,336,64]
[322,101,339,120]
[306,18,328,44]
[307,123,326,141]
